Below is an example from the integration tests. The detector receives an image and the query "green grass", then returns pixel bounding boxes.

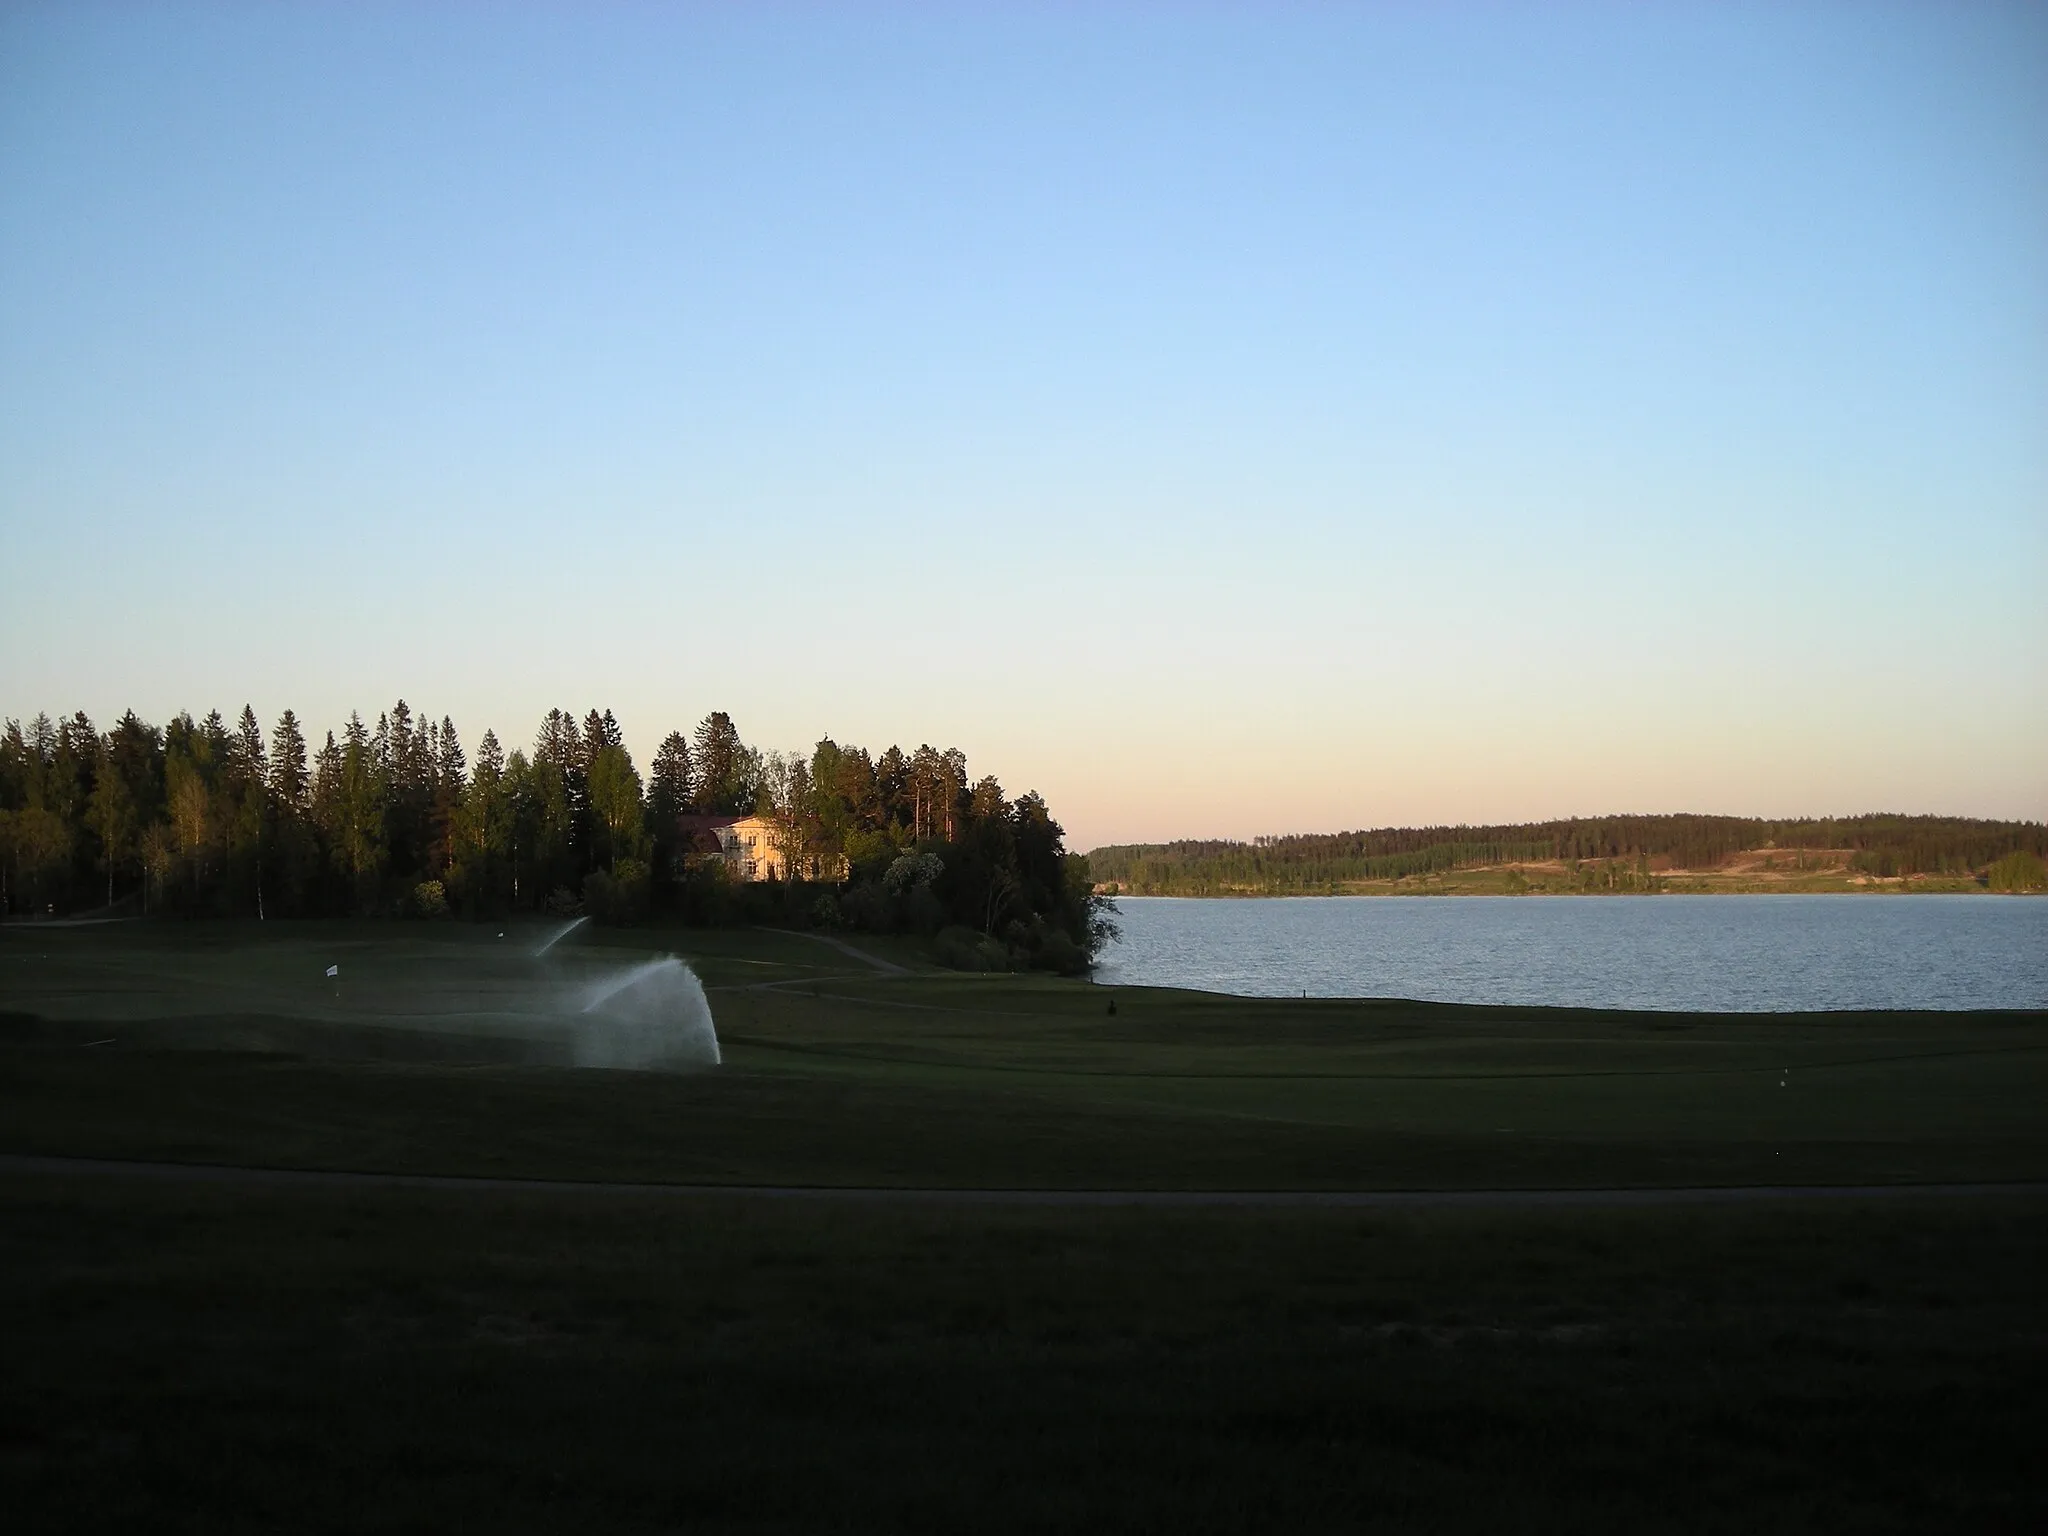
[2,920,2044,1531]
[3,919,2043,1189]
[5,1176,2041,1534]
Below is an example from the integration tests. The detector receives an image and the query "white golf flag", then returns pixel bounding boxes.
[326,964,339,978]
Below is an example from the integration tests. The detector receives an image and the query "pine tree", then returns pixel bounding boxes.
[337,713,385,895]
[233,706,268,787]
[644,730,693,887]
[433,715,466,877]
[270,711,309,812]
[27,713,58,806]
[691,712,749,814]
[875,745,910,832]
[529,709,580,887]
[460,729,512,906]
[310,731,342,837]
[649,732,693,822]
[380,700,435,884]
[262,711,313,915]
[583,709,623,763]
[107,711,164,829]
[220,706,269,916]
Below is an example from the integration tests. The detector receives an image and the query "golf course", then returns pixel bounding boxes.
[4,919,2044,1531]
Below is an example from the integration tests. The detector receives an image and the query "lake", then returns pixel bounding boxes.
[1091,895,2048,1012]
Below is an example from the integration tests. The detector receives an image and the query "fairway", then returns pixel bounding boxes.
[4,921,2044,1532]
[3,919,2044,1191]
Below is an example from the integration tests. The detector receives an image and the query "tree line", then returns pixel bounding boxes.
[0,704,1116,972]
[1088,814,2048,895]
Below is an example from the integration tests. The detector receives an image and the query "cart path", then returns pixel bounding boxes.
[3,1153,2042,1207]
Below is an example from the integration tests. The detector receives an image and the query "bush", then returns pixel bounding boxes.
[544,885,584,917]
[1034,928,1086,975]
[584,860,651,924]
[905,886,946,936]
[842,829,904,885]
[1987,850,2047,893]
[935,925,1010,972]
[678,860,736,925]
[839,881,895,933]
[810,893,843,929]
[884,851,944,895]
[613,857,651,917]
[410,880,449,919]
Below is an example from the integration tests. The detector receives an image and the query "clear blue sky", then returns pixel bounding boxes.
[3,2,2043,848]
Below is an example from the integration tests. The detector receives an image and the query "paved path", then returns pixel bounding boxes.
[3,1153,2041,1208]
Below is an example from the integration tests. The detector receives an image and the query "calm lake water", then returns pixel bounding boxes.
[1091,895,2048,1012]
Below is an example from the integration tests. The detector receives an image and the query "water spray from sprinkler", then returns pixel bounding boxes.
[533,915,589,958]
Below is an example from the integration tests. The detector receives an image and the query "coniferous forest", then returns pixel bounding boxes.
[0,704,1116,973]
[1090,815,2048,895]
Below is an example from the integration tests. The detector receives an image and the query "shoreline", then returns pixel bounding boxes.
[1093,883,2033,899]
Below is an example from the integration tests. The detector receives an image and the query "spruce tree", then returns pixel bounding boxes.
[691,712,747,814]
[270,711,309,812]
[649,732,693,821]
[433,716,466,878]
[337,713,385,898]
[233,706,267,786]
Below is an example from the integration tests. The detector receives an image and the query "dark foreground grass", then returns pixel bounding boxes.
[3,1175,2042,1534]
[5,1038,2045,1191]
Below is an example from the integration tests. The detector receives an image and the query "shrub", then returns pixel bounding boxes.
[613,858,651,917]
[678,860,735,925]
[1034,928,1086,975]
[585,860,651,924]
[884,851,944,895]
[411,880,449,918]
[906,886,946,935]
[1987,850,2047,893]
[842,829,903,884]
[839,882,895,933]
[935,925,1010,972]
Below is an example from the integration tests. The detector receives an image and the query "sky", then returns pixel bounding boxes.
[1,2,2043,850]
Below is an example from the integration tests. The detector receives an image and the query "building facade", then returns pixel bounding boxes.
[674,813,787,881]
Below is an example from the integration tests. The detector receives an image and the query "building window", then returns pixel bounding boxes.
[744,860,757,878]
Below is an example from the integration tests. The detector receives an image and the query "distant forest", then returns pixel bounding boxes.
[1089,815,2048,895]
[0,705,1114,973]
